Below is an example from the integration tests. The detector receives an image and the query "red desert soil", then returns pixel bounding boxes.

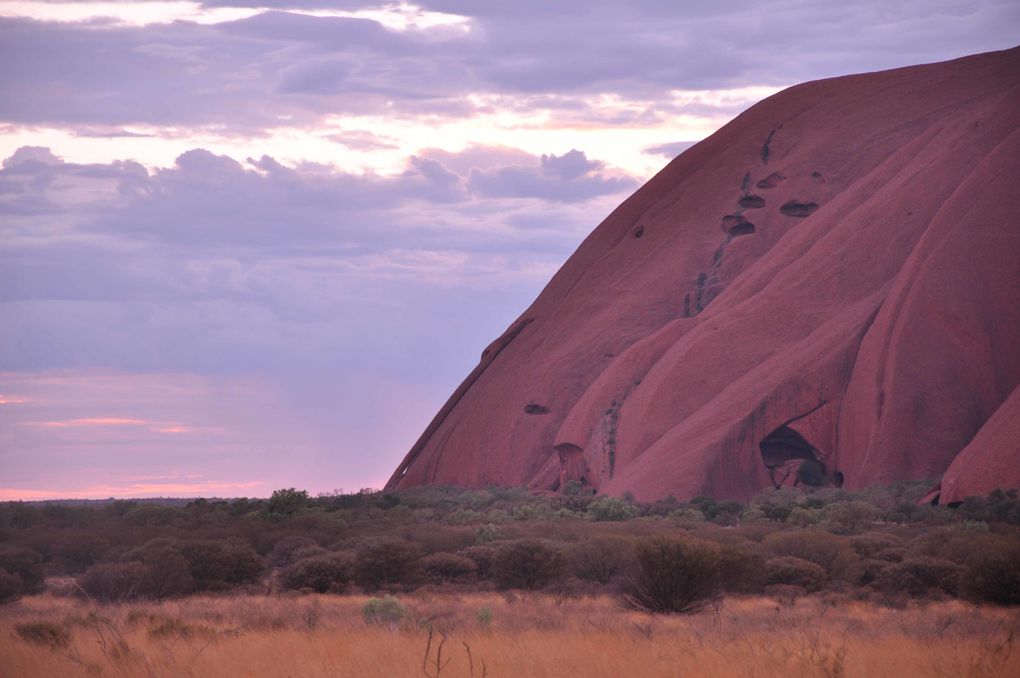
[388,47,1020,503]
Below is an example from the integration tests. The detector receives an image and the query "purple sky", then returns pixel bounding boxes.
[1,1,1018,499]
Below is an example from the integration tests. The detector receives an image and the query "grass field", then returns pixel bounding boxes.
[1,593,1017,677]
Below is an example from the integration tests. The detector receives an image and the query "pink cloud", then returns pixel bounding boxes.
[31,417,195,434]
[0,479,266,501]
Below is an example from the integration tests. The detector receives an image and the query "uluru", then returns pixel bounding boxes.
[387,47,1020,504]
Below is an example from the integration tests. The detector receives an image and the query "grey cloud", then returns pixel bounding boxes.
[0,144,631,376]
[468,149,635,201]
[2,146,62,168]
[5,2,1017,131]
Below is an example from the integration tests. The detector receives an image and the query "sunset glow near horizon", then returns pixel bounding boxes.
[2,1,1018,499]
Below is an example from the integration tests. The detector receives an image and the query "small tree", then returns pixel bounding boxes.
[622,537,722,614]
[267,488,311,518]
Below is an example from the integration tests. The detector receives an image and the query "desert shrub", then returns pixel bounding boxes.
[50,534,110,575]
[587,496,637,522]
[716,543,766,593]
[0,568,23,603]
[850,558,889,586]
[822,501,878,535]
[267,536,319,567]
[124,504,184,527]
[690,497,744,525]
[0,545,44,594]
[362,595,406,625]
[874,557,962,598]
[511,503,555,521]
[763,556,827,591]
[460,545,497,580]
[133,547,195,598]
[14,621,70,648]
[668,508,707,528]
[283,553,353,593]
[491,538,566,590]
[476,606,493,627]
[353,538,422,591]
[475,523,503,544]
[291,546,328,562]
[420,552,477,583]
[787,507,821,527]
[963,547,1020,605]
[178,540,263,590]
[147,617,214,640]
[762,529,857,579]
[850,532,903,561]
[765,584,807,606]
[569,536,634,585]
[622,537,722,614]
[78,562,147,602]
[400,525,474,554]
[752,488,804,522]
[445,509,481,524]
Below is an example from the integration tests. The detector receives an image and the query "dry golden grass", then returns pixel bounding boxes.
[1,592,1017,677]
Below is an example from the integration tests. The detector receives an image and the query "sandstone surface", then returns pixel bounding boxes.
[387,48,1020,503]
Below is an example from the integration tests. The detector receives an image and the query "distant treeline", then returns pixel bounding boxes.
[1,482,1018,612]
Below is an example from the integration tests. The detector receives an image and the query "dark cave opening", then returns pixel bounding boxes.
[759,425,829,488]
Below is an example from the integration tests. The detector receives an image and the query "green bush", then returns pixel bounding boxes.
[491,538,566,590]
[362,595,406,625]
[622,537,722,614]
[587,496,637,522]
[282,554,353,593]
[353,538,421,591]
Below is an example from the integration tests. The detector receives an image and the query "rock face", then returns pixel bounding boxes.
[387,48,1020,503]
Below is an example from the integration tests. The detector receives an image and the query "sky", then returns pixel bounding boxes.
[1,1,1017,500]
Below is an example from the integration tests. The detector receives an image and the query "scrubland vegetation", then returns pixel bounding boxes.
[1,481,1019,675]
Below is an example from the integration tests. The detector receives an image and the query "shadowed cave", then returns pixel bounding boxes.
[759,425,830,488]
